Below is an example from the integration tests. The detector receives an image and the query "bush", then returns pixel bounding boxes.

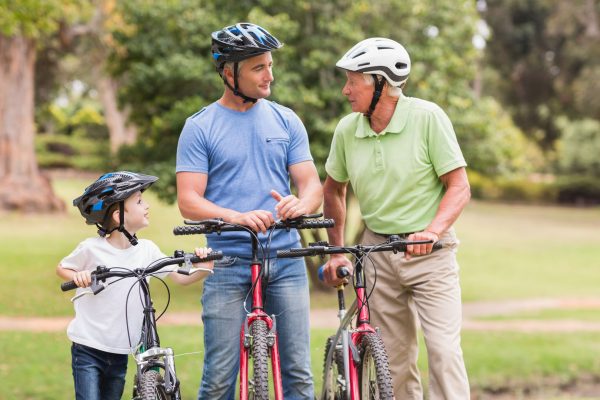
[553,176,600,205]
[35,134,109,171]
[468,171,558,203]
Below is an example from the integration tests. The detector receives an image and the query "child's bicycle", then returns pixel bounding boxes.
[173,214,334,400]
[277,235,441,400]
[61,249,223,400]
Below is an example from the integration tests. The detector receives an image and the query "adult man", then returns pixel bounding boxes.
[322,38,471,399]
[176,23,322,399]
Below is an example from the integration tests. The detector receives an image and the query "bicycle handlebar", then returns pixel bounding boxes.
[276,238,443,259]
[172,214,334,236]
[61,250,223,292]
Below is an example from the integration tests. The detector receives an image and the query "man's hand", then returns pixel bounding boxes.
[405,230,440,260]
[271,190,307,220]
[322,254,353,286]
[228,210,275,233]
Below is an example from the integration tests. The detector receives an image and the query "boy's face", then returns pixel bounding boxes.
[119,191,150,233]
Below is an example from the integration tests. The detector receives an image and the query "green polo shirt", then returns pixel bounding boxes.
[325,94,466,234]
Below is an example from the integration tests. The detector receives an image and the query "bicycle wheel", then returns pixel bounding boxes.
[137,370,170,400]
[359,333,394,400]
[322,335,345,400]
[249,319,270,400]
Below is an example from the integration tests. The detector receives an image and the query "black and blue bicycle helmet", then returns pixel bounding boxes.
[73,171,158,245]
[211,23,282,103]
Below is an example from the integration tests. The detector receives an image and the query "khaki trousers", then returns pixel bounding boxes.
[361,228,470,400]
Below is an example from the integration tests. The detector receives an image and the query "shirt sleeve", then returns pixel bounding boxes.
[59,241,91,272]
[286,112,313,166]
[176,117,209,173]
[427,107,467,177]
[325,124,350,183]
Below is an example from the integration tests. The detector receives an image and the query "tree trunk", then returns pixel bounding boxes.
[96,75,137,154]
[0,34,65,212]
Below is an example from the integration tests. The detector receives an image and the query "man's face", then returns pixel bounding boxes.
[341,71,373,113]
[229,52,274,99]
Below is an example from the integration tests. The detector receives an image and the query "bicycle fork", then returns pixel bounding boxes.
[239,259,284,400]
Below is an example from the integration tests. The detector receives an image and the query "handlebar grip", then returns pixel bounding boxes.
[188,251,223,262]
[318,265,350,282]
[295,219,335,229]
[433,241,443,251]
[173,225,207,235]
[276,248,317,258]
[61,280,79,292]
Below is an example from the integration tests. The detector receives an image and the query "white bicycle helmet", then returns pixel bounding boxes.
[336,37,411,87]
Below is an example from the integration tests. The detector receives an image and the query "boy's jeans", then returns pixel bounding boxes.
[198,256,314,400]
[71,342,128,400]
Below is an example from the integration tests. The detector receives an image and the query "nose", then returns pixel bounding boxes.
[342,82,350,96]
[265,66,274,82]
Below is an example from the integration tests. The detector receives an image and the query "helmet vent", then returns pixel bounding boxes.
[358,62,370,67]
[377,46,394,50]
[352,51,366,59]
[395,62,407,69]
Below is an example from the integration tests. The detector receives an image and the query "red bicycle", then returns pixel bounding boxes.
[173,214,333,400]
[277,236,440,400]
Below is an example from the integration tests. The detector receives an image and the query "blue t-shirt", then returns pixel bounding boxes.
[176,100,313,257]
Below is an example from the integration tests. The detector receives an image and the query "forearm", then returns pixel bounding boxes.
[296,179,323,214]
[56,265,75,281]
[178,193,241,222]
[426,179,471,236]
[323,177,347,246]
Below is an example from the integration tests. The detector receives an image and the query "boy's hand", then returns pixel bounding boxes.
[73,271,92,288]
[193,247,215,271]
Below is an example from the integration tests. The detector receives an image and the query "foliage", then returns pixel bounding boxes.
[106,0,529,203]
[555,117,600,177]
[0,0,90,39]
[35,134,109,170]
[482,0,600,150]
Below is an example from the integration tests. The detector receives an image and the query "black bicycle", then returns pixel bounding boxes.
[61,250,223,400]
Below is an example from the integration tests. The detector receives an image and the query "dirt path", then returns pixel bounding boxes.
[2,297,600,332]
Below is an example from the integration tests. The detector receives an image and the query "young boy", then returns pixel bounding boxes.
[56,171,213,400]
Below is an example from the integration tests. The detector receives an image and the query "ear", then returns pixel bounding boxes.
[111,208,120,225]
[222,65,234,85]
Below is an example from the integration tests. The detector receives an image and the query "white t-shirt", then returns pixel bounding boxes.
[60,237,168,354]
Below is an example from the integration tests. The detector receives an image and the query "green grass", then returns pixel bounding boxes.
[2,177,600,398]
[478,308,600,322]
[3,327,600,399]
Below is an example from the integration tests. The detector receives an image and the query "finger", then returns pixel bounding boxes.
[270,190,283,202]
[252,214,269,233]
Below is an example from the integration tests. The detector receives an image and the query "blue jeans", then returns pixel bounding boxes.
[71,342,128,400]
[198,256,314,400]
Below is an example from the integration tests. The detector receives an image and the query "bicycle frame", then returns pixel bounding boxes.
[239,237,283,400]
[277,237,438,400]
[133,277,180,398]
[174,216,333,400]
[61,250,221,400]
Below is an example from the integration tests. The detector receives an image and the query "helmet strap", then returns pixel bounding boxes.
[116,201,139,246]
[365,75,386,120]
[223,62,258,104]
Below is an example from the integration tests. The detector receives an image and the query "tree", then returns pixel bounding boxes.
[0,0,82,211]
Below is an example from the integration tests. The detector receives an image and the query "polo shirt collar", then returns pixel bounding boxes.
[355,93,410,138]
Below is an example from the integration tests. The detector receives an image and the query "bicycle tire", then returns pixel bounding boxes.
[138,370,171,400]
[249,319,270,400]
[359,333,394,400]
[322,335,345,400]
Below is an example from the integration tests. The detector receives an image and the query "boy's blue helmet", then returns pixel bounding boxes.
[73,171,157,228]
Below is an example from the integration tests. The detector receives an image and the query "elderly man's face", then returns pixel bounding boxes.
[341,71,374,113]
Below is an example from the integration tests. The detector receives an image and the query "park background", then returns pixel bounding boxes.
[1,0,600,399]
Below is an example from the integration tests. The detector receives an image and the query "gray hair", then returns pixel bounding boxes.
[223,59,247,77]
[363,74,404,97]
